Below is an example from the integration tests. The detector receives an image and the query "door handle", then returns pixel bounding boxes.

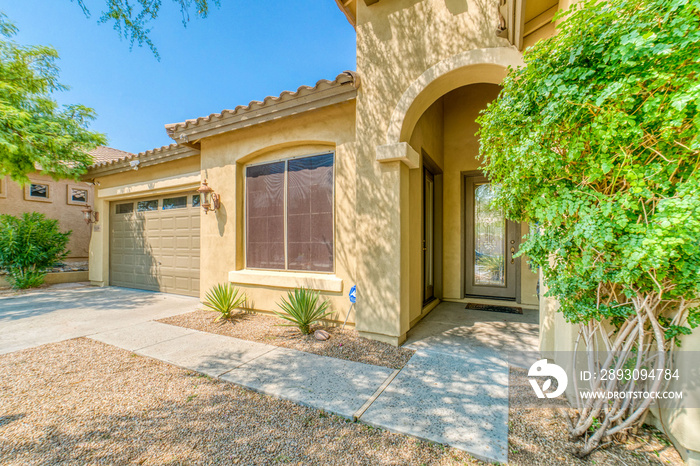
[510,247,515,264]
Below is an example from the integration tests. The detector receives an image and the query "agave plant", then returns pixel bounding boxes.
[274,287,332,335]
[203,283,247,321]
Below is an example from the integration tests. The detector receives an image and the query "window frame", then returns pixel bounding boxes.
[162,195,188,210]
[67,185,89,206]
[24,182,52,203]
[115,202,134,214]
[136,199,159,212]
[244,150,336,274]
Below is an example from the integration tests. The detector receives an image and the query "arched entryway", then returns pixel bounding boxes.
[383,48,540,337]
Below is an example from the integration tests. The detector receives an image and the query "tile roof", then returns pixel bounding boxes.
[164,71,359,139]
[90,143,190,169]
[87,143,199,176]
[89,146,135,165]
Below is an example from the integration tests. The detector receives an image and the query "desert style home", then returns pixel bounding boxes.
[84,0,699,462]
[0,146,132,286]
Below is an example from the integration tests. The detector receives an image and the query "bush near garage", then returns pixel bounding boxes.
[0,213,71,289]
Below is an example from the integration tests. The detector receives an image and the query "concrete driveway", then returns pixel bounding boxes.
[0,286,200,355]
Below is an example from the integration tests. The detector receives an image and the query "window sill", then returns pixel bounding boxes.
[228,269,343,293]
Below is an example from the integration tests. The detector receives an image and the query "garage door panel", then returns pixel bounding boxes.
[110,192,200,297]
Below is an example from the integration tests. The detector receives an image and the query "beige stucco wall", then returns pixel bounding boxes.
[87,156,201,286]
[353,0,521,344]
[199,101,357,324]
[0,174,93,259]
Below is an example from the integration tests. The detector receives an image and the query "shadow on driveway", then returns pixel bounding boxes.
[0,286,200,354]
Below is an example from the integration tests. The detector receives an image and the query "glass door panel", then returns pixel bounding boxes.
[465,175,519,300]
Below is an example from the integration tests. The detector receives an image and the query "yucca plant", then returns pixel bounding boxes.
[203,283,247,321]
[274,287,332,335]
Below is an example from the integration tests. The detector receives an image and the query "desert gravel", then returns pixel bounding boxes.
[0,337,683,465]
[0,338,477,465]
[159,310,414,370]
[508,367,683,465]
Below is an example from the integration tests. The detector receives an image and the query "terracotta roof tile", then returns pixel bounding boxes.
[88,146,135,165]
[164,71,359,138]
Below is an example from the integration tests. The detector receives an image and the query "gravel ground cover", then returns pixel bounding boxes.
[159,310,414,370]
[0,338,475,465]
[508,367,683,465]
[0,338,683,465]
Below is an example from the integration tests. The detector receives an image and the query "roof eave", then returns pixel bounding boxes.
[166,71,360,144]
[86,144,200,178]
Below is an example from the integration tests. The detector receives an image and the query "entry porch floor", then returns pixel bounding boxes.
[360,301,540,463]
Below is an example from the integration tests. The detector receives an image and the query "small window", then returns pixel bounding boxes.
[163,196,187,210]
[24,182,52,202]
[30,184,48,198]
[116,203,134,214]
[137,200,158,212]
[192,194,201,207]
[67,187,88,205]
[70,188,87,203]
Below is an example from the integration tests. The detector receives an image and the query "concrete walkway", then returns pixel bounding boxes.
[89,321,394,419]
[0,286,199,355]
[360,302,538,463]
[2,287,538,463]
[88,301,539,463]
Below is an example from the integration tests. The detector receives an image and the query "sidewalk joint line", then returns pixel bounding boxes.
[352,367,401,421]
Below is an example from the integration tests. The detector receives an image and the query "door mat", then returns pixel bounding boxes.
[465,303,523,314]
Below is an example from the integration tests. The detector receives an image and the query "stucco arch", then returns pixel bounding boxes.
[387,47,524,145]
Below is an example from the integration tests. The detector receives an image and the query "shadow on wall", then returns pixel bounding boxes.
[109,209,161,293]
[354,0,508,335]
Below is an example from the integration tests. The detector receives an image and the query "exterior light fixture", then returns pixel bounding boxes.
[81,206,99,224]
[197,179,220,214]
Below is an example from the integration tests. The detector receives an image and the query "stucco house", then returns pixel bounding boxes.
[84,0,699,462]
[0,146,132,286]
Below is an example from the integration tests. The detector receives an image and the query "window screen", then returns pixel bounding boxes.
[287,154,334,272]
[246,162,285,269]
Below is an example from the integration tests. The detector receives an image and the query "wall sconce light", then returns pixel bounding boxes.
[197,179,220,214]
[81,206,99,224]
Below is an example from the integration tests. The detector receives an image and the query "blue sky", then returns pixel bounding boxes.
[3,1,356,154]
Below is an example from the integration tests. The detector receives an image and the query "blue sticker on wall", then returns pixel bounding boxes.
[349,285,357,304]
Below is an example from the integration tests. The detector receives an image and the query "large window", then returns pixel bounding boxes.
[246,153,334,272]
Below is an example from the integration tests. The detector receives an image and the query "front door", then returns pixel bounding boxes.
[464,174,519,300]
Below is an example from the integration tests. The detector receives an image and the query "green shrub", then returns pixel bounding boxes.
[0,213,71,289]
[203,283,247,320]
[274,287,332,335]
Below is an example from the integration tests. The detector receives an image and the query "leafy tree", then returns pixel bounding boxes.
[0,213,71,289]
[478,0,699,456]
[0,14,106,184]
[73,0,220,58]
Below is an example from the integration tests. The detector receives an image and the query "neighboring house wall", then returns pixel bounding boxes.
[0,174,93,260]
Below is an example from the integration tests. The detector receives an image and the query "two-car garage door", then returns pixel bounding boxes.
[109,192,200,297]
